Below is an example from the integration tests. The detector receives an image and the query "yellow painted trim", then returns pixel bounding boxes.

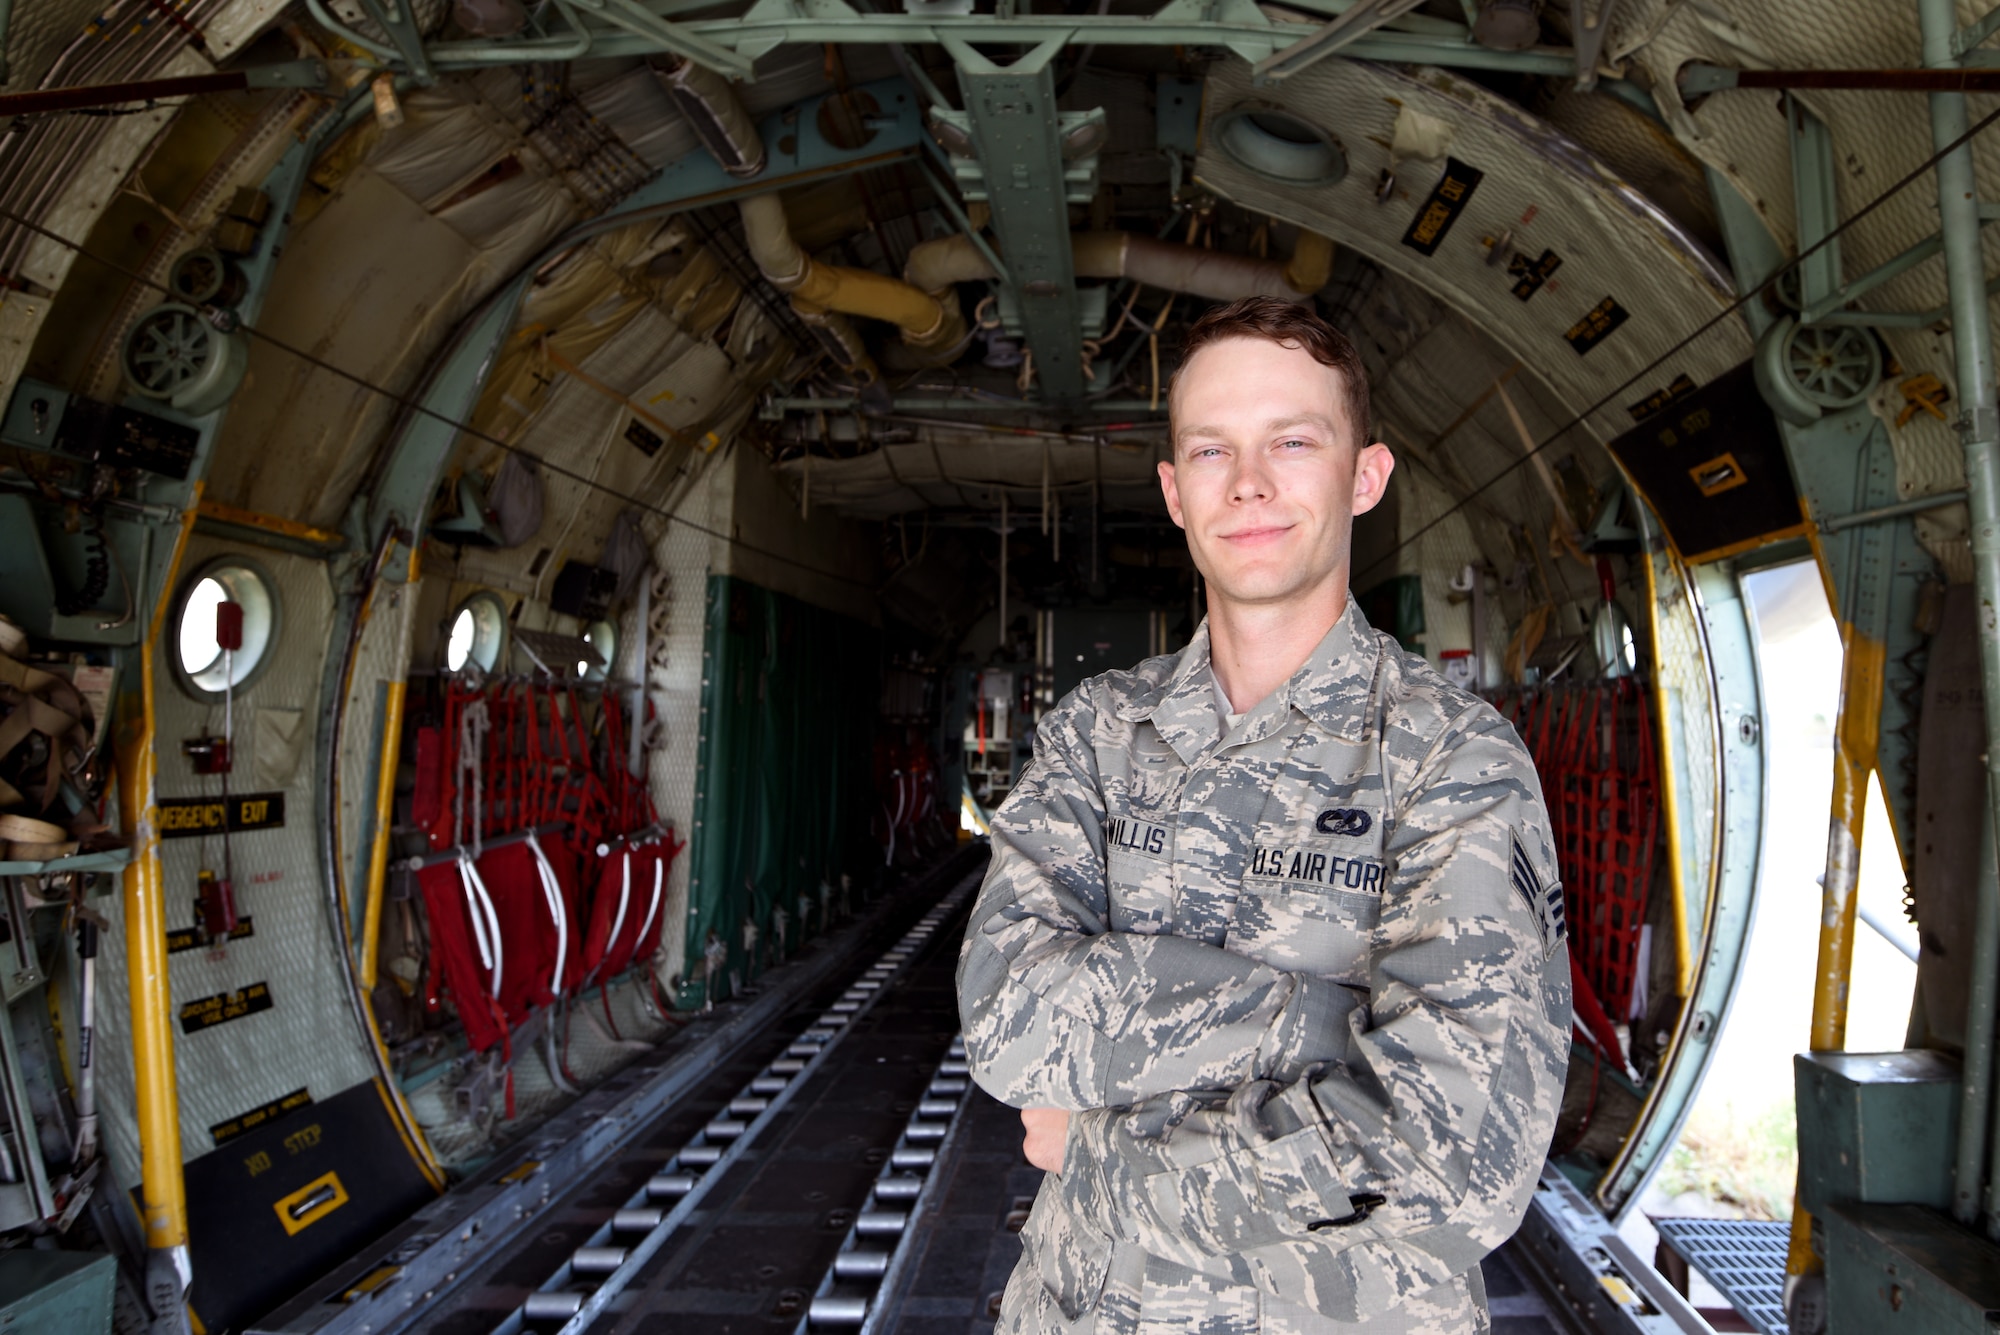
[274,1170,349,1236]
[370,1074,445,1192]
[1640,544,1696,995]
[193,498,343,548]
[331,547,445,1191]
[1680,521,1814,567]
[1809,627,1884,1053]
[118,485,202,1251]
[359,680,406,991]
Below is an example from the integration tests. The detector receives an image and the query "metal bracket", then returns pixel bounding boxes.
[1957,0,2000,57]
[946,36,1094,404]
[349,0,437,82]
[1569,0,1622,91]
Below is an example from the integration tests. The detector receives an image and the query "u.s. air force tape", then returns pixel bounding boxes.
[1247,845,1386,895]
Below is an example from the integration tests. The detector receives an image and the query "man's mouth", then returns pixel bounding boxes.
[1218,524,1294,547]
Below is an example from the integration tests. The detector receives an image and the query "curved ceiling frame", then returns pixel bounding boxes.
[1194,56,1763,1218]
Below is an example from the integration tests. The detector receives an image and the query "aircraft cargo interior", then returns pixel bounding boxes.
[0,0,1996,1331]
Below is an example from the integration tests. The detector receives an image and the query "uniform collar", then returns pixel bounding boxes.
[1113,598,1383,762]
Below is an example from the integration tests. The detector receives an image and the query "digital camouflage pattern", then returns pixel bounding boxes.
[957,599,1571,1334]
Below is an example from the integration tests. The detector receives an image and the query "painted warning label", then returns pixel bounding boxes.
[180,981,275,1034]
[158,792,285,839]
[1564,297,1629,355]
[1508,248,1562,301]
[1401,158,1484,256]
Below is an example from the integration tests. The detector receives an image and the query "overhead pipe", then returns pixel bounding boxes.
[652,56,765,178]
[669,57,967,372]
[737,192,967,366]
[903,227,1336,305]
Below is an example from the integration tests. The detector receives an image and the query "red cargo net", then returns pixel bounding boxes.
[1496,678,1660,1027]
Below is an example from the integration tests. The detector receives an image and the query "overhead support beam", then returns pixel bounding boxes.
[365,6,1581,77]
[1785,96,1843,314]
[567,0,753,77]
[1250,0,1428,82]
[1681,61,2000,95]
[0,61,330,116]
[943,36,1090,406]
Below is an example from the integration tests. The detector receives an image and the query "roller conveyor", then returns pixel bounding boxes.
[249,846,986,1335]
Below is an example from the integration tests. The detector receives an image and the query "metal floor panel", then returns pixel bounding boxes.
[876,1087,1571,1335]
[1653,1218,1788,1335]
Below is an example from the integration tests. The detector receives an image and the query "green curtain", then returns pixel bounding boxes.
[681,575,879,1004]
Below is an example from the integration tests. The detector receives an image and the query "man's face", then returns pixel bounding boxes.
[1159,335,1395,609]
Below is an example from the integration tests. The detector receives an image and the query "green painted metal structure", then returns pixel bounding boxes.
[682,576,880,1005]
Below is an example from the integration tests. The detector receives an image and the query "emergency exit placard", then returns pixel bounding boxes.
[158,792,285,838]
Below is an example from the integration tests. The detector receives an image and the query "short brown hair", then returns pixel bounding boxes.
[1168,296,1370,448]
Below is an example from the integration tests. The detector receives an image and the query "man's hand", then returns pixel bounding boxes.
[1021,1107,1070,1173]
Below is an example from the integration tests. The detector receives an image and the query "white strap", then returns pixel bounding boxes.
[527,833,569,997]
[605,851,633,969]
[458,851,504,1001]
[633,852,665,962]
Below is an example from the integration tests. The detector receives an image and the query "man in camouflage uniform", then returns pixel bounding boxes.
[957,296,1571,1333]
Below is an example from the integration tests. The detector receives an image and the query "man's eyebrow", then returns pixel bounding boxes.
[1172,413,1342,447]
[1263,413,1342,434]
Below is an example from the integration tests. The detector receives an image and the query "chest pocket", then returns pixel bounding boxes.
[1103,812,1174,934]
[1231,813,1386,983]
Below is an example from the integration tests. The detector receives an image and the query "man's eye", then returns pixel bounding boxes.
[1278,438,1312,450]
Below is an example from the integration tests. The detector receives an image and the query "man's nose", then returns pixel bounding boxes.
[1227,451,1273,504]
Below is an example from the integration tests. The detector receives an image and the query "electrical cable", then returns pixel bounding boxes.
[0,205,879,590]
[1353,98,2000,586]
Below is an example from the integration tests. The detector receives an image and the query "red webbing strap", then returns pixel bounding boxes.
[488,685,513,837]
[1569,951,1627,1067]
[581,848,628,983]
[413,724,443,843]
[524,688,549,830]
[563,686,609,845]
[414,857,507,1051]
[1551,679,1660,1024]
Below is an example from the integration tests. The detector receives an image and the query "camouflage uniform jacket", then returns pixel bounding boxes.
[957,600,1571,1334]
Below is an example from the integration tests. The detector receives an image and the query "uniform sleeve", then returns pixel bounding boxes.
[956,689,1359,1112]
[1054,707,1573,1321]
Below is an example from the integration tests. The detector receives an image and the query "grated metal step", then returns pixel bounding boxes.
[1654,1217,1790,1335]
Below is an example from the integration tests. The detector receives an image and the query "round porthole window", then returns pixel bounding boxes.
[1592,602,1637,678]
[581,620,616,682]
[172,559,279,698]
[445,592,508,674]
[1212,104,1347,187]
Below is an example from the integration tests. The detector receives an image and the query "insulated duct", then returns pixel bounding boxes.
[653,57,766,179]
[903,228,1335,305]
[736,191,968,366]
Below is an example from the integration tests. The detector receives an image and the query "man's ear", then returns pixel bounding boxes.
[1157,458,1187,529]
[1351,442,1395,516]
